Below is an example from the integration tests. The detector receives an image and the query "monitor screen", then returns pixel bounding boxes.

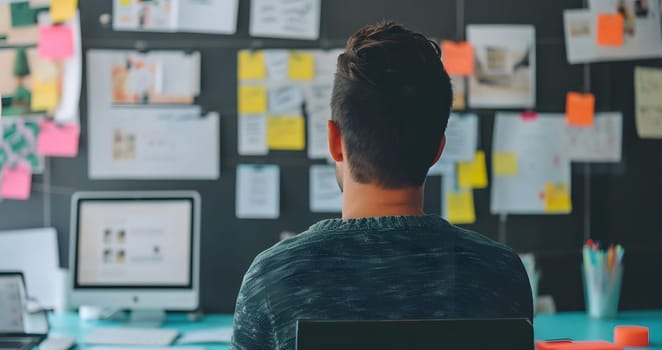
[75,198,193,289]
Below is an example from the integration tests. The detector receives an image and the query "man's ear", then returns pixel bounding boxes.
[327,120,344,162]
[432,135,446,165]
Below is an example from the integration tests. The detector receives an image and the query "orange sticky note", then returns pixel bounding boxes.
[597,13,624,47]
[37,121,80,157]
[38,25,74,59]
[566,92,595,127]
[441,41,474,76]
[1,164,32,200]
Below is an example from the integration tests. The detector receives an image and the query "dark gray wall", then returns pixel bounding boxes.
[1,0,660,313]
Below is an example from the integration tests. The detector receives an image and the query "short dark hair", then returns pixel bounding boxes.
[331,21,453,188]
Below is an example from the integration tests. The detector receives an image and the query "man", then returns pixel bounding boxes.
[231,21,533,350]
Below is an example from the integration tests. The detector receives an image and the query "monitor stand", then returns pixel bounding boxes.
[127,310,166,327]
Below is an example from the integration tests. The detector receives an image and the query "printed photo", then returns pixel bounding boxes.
[112,128,137,161]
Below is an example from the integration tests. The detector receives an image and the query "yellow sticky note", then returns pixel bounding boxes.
[288,52,314,80]
[544,182,572,213]
[119,0,132,5]
[238,86,267,114]
[457,150,488,189]
[31,77,59,111]
[50,0,78,23]
[493,152,518,176]
[447,190,476,224]
[268,115,305,150]
[238,51,266,81]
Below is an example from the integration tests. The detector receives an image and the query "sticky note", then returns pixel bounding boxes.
[31,77,59,111]
[493,152,518,176]
[441,41,474,76]
[238,85,267,114]
[119,0,132,5]
[38,25,74,59]
[447,190,476,224]
[457,150,488,189]
[238,51,266,81]
[597,13,624,47]
[267,115,305,150]
[520,111,537,121]
[1,164,32,200]
[288,52,315,80]
[544,182,572,213]
[50,0,78,23]
[37,121,80,157]
[566,92,595,127]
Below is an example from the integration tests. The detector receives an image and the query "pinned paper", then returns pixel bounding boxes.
[544,182,572,213]
[31,77,59,111]
[597,13,624,47]
[36,121,80,157]
[238,115,268,156]
[447,190,476,224]
[38,25,74,59]
[269,84,304,113]
[236,164,280,219]
[493,152,518,176]
[238,51,266,81]
[520,111,537,121]
[50,0,78,23]
[457,150,488,189]
[264,50,289,81]
[288,52,315,80]
[238,86,267,114]
[1,164,32,200]
[267,115,305,150]
[566,92,595,126]
[441,41,474,76]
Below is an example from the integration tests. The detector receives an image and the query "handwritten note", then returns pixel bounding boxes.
[36,121,80,157]
[249,0,321,40]
[457,150,488,189]
[38,25,74,59]
[288,52,315,80]
[566,92,595,127]
[238,51,266,81]
[31,77,59,111]
[597,13,624,47]
[236,164,280,219]
[238,115,268,155]
[441,41,474,76]
[264,50,289,81]
[50,0,78,23]
[309,165,343,213]
[634,67,662,138]
[238,85,267,114]
[544,182,572,213]
[1,164,32,200]
[267,115,305,150]
[493,152,518,176]
[446,190,476,224]
[307,111,331,160]
[564,112,622,162]
[268,84,304,113]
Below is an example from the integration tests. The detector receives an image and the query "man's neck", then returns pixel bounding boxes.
[341,181,425,219]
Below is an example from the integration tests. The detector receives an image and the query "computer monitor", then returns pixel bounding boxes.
[68,191,201,317]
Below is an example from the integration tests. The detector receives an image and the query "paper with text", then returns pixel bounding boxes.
[268,84,304,114]
[239,115,268,155]
[635,67,662,138]
[249,0,321,40]
[236,164,280,219]
[564,112,622,162]
[310,165,342,213]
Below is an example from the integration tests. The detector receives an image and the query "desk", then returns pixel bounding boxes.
[49,311,662,349]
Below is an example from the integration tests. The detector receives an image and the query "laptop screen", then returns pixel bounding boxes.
[0,275,26,333]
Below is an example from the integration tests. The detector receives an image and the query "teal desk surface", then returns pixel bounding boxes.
[48,310,662,349]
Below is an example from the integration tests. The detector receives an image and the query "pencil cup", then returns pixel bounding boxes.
[582,264,623,319]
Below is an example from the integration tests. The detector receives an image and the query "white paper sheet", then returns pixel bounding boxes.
[442,113,478,162]
[239,115,268,156]
[467,25,536,109]
[490,113,571,214]
[154,52,201,96]
[314,49,342,79]
[236,164,280,219]
[113,0,178,32]
[87,50,219,180]
[249,0,321,40]
[564,112,623,162]
[309,165,342,213]
[635,66,662,138]
[177,327,233,344]
[563,10,597,64]
[264,50,289,81]
[269,84,304,114]
[307,111,331,160]
[178,0,239,34]
[54,12,81,123]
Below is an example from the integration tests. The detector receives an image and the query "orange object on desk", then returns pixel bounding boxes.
[614,326,649,347]
[536,340,623,350]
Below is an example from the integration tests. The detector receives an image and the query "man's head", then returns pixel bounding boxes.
[329,21,453,190]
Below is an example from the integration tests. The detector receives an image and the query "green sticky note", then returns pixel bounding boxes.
[10,3,37,27]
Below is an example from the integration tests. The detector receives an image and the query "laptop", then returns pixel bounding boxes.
[0,273,47,350]
[296,318,533,350]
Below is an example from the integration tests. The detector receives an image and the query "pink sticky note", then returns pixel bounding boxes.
[38,25,74,59]
[521,111,538,121]
[37,121,80,157]
[1,164,32,200]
